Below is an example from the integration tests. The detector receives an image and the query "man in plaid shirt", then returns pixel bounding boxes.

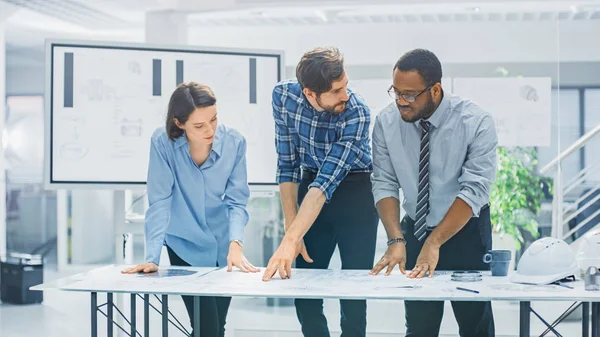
[263,47,379,337]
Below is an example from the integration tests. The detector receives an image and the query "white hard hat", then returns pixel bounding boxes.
[510,237,579,285]
[577,229,600,258]
[576,229,600,277]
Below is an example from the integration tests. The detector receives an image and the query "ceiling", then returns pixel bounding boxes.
[188,2,600,26]
[3,0,600,67]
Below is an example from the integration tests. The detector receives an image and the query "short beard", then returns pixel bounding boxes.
[316,95,345,114]
[398,93,436,122]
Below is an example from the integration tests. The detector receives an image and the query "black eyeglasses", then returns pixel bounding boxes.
[387,84,433,103]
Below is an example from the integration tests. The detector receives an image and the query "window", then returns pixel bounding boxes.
[537,89,581,188]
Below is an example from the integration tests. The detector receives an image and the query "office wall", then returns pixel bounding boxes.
[191,20,600,66]
[6,65,44,96]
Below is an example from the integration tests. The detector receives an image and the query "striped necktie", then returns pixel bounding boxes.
[414,120,431,241]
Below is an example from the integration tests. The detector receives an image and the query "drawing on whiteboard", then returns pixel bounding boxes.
[128,61,141,75]
[120,118,143,137]
[519,85,539,102]
[80,79,116,101]
[61,116,85,141]
[111,141,137,158]
[60,142,88,160]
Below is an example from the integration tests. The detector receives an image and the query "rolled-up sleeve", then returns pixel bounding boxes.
[309,105,370,201]
[273,86,301,184]
[371,115,401,204]
[144,136,174,265]
[457,115,498,217]
[224,136,251,242]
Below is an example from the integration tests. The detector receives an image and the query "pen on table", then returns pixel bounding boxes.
[554,282,573,289]
[456,287,479,294]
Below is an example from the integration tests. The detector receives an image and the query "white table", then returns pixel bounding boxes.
[31,265,600,337]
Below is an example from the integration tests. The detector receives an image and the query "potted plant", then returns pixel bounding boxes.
[489,146,552,269]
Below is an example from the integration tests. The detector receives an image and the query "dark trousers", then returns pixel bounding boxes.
[166,246,232,337]
[403,206,495,337]
[295,172,379,337]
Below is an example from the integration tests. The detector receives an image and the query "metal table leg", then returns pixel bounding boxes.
[130,294,137,337]
[520,301,531,337]
[583,302,590,337]
[107,293,114,337]
[144,294,150,337]
[162,295,168,337]
[91,292,97,337]
[592,302,600,337]
[194,297,200,337]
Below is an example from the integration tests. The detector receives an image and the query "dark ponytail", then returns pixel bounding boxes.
[166,82,217,140]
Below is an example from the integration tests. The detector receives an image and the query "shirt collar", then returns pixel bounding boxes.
[421,91,450,129]
[173,124,224,157]
[292,81,327,115]
[300,91,320,114]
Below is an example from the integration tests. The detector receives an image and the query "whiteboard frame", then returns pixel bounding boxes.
[44,39,285,190]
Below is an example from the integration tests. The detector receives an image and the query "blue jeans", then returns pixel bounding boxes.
[294,172,379,337]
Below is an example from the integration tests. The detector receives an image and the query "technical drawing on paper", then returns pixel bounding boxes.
[138,268,197,278]
[59,142,89,160]
[489,283,566,293]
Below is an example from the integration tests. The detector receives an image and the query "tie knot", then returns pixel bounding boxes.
[420,120,431,131]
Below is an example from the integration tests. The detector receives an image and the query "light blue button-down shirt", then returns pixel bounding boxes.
[371,93,498,229]
[144,124,250,267]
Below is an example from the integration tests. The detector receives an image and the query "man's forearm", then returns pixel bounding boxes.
[279,182,299,230]
[426,197,473,248]
[376,197,403,239]
[284,187,326,243]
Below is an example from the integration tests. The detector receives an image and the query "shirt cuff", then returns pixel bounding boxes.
[229,209,248,242]
[144,239,164,265]
[457,191,481,217]
[308,179,334,202]
[372,188,400,206]
[276,169,301,184]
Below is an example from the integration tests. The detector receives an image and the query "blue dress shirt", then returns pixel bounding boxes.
[144,124,250,267]
[272,79,373,201]
[371,93,498,228]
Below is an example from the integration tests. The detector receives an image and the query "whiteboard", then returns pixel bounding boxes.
[45,40,283,189]
[452,77,551,147]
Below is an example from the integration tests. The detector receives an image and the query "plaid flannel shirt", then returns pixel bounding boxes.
[272,79,373,201]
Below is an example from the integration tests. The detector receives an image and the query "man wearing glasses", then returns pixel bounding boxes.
[369,48,498,336]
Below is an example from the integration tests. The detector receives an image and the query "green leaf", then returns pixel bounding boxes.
[490,147,549,250]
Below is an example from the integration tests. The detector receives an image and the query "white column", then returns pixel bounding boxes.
[0,22,6,256]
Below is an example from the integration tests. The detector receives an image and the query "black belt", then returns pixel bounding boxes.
[301,170,371,182]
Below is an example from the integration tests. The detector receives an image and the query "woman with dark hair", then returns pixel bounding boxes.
[122,81,258,336]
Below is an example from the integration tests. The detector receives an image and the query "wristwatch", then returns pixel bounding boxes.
[387,237,406,246]
[231,239,243,247]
